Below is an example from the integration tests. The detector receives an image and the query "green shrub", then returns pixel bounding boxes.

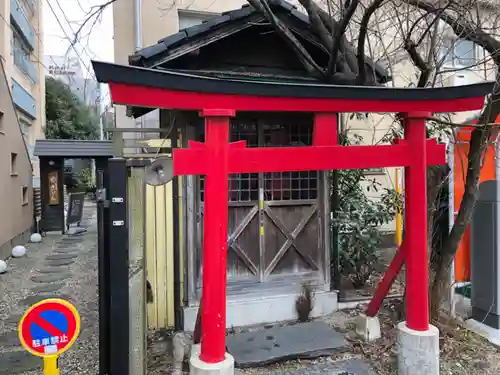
[332,134,401,288]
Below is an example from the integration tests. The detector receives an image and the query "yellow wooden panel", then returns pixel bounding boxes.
[144,175,179,329]
[137,139,172,148]
[128,168,145,262]
[145,185,158,328]
[154,185,168,328]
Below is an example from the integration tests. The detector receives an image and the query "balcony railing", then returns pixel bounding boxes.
[13,45,37,83]
[10,0,36,50]
[11,78,37,119]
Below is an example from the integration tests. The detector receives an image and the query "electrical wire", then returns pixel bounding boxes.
[46,0,107,106]
[0,2,99,88]
[45,0,93,76]
[0,5,107,113]
[52,0,104,65]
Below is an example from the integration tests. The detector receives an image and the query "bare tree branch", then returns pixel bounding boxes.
[246,0,325,76]
[407,0,500,64]
[356,0,385,84]
[298,0,334,50]
[326,0,360,76]
[72,0,117,45]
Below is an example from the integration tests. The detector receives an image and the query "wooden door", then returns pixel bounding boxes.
[260,122,323,280]
[195,114,325,287]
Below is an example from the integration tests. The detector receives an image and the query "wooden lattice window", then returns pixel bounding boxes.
[198,114,318,202]
[262,122,317,201]
[228,119,259,202]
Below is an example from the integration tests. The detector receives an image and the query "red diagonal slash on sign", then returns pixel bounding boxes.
[31,313,65,338]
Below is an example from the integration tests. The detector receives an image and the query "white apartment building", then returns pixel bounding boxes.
[0,0,44,257]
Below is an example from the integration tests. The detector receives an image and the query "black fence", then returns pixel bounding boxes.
[97,158,131,375]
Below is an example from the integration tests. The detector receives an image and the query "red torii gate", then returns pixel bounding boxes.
[92,60,493,365]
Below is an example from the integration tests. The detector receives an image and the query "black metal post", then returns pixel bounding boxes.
[96,158,110,375]
[171,126,183,330]
[330,170,341,293]
[107,158,130,375]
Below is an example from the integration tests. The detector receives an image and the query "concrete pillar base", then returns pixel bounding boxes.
[189,344,235,375]
[397,322,439,375]
[355,314,381,341]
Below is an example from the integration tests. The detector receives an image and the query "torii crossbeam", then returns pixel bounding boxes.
[92,60,493,370]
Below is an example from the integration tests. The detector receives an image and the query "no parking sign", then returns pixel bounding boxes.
[18,298,80,374]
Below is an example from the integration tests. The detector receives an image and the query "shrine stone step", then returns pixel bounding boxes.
[183,289,338,331]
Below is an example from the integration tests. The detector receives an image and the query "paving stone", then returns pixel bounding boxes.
[56,242,80,248]
[18,294,70,307]
[5,314,23,325]
[37,266,70,274]
[31,283,64,293]
[0,330,19,346]
[56,242,74,246]
[0,351,42,374]
[67,227,87,235]
[31,273,70,283]
[226,321,348,368]
[66,232,86,238]
[267,359,378,375]
[46,253,78,261]
[45,259,75,267]
[54,247,79,253]
[60,237,81,243]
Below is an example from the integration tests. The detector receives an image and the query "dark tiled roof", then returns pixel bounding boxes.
[129,0,390,82]
[129,4,256,64]
[34,140,114,157]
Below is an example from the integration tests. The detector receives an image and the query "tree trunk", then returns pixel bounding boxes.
[430,252,455,320]
[425,165,448,320]
[428,88,500,319]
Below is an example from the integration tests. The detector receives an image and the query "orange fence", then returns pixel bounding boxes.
[453,121,498,282]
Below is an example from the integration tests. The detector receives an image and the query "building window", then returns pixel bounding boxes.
[21,186,29,206]
[178,10,218,30]
[11,153,18,176]
[12,30,36,82]
[441,39,478,68]
[0,111,4,133]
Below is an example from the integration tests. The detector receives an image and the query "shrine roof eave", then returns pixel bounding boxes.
[92,60,494,113]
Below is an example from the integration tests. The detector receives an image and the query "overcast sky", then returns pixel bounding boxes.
[43,0,114,103]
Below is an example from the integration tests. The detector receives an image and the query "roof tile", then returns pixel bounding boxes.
[224,5,255,20]
[158,30,187,47]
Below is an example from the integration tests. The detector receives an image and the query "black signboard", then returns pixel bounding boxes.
[67,192,85,227]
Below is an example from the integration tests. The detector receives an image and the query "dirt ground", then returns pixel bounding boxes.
[147,300,500,375]
[340,302,500,375]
